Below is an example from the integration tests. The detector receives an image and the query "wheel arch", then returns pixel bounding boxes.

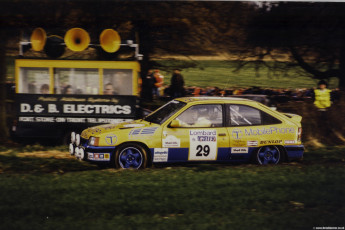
[277,145,288,162]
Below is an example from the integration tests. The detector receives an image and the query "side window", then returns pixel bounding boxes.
[19,67,50,94]
[176,104,223,127]
[262,112,282,125]
[54,68,99,95]
[228,105,261,126]
[103,69,133,95]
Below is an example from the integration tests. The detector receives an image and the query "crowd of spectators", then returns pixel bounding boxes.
[160,85,341,105]
[141,68,341,105]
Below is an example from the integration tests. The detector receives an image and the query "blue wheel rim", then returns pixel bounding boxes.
[119,147,143,169]
[257,146,280,165]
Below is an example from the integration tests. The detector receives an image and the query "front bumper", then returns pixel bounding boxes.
[70,143,115,162]
[69,133,115,163]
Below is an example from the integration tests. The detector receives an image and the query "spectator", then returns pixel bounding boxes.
[104,83,115,95]
[28,81,36,93]
[40,84,49,94]
[170,68,185,98]
[141,69,156,101]
[63,85,73,94]
[313,80,332,111]
[153,69,164,98]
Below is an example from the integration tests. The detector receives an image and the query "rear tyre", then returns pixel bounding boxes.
[256,145,281,165]
[115,143,148,169]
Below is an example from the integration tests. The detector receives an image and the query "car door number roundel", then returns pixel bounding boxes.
[189,129,217,160]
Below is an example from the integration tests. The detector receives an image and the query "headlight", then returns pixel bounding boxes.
[69,143,75,155]
[88,136,99,146]
[74,147,85,160]
[79,148,85,160]
[71,132,76,144]
[76,134,81,146]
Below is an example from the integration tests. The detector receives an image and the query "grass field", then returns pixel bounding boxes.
[6,58,340,89]
[0,145,344,230]
[155,60,339,89]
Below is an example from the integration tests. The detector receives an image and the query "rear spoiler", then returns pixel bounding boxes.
[283,113,302,123]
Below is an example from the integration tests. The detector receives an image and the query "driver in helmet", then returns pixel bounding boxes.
[193,107,212,127]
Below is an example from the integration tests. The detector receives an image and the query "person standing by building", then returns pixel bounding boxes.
[170,68,185,98]
[141,69,156,101]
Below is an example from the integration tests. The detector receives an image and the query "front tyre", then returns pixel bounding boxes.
[256,145,281,165]
[115,143,148,169]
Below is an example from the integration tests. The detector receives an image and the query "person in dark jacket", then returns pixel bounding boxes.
[170,68,185,98]
[141,69,156,101]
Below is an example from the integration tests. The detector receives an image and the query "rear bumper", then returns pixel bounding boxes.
[285,145,304,160]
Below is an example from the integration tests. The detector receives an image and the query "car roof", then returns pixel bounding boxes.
[175,96,254,103]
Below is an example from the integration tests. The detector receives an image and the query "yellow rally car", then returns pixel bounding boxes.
[69,97,304,169]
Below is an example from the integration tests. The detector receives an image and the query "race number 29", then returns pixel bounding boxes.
[189,129,217,161]
[196,145,210,157]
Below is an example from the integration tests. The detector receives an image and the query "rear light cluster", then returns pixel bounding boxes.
[297,127,302,142]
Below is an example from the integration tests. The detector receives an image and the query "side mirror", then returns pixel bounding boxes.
[170,119,181,128]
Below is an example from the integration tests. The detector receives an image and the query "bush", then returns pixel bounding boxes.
[278,97,345,147]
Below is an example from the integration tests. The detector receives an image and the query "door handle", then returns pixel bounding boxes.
[218,133,226,136]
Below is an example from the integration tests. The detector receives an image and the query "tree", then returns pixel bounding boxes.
[244,2,345,90]
[0,0,74,141]
[0,0,253,141]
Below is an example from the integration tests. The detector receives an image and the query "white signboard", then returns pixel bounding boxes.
[189,129,217,161]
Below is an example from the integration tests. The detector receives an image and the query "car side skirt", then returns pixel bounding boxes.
[82,144,304,164]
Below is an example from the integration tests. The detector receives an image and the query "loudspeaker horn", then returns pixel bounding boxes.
[64,28,90,52]
[30,27,47,51]
[44,35,65,59]
[100,29,121,53]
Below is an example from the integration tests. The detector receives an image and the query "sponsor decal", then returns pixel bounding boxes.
[129,127,158,136]
[232,128,243,140]
[141,127,159,134]
[63,104,131,114]
[231,127,295,140]
[18,117,131,124]
[163,135,181,147]
[231,147,248,154]
[16,94,137,124]
[284,140,296,144]
[19,96,134,115]
[87,153,110,161]
[189,129,217,161]
[105,134,117,145]
[123,123,145,128]
[197,136,216,141]
[189,130,217,137]
[260,140,283,145]
[244,127,295,136]
[247,141,258,147]
[153,148,169,162]
[232,140,247,147]
[129,129,141,135]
